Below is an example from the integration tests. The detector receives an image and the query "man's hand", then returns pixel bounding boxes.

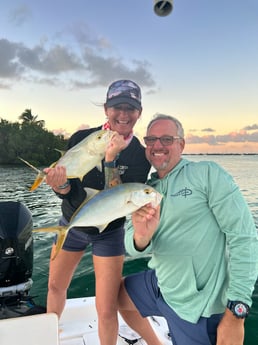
[216,309,245,345]
[132,204,160,251]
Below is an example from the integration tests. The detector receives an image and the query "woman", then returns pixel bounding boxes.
[43,80,151,345]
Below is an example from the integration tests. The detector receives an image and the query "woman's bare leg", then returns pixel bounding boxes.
[47,245,84,318]
[93,254,124,345]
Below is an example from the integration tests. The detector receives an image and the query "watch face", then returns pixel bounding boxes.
[234,303,247,317]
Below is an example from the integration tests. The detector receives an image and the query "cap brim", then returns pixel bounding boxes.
[105,96,142,110]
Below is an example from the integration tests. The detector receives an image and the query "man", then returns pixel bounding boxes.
[118,114,258,345]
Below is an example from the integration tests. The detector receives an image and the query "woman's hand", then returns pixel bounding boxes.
[43,166,70,193]
[105,132,127,162]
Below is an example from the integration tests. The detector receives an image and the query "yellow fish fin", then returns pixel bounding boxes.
[18,157,42,174]
[33,226,64,233]
[33,226,68,260]
[30,173,46,191]
[18,156,47,191]
[52,229,68,260]
[49,161,58,168]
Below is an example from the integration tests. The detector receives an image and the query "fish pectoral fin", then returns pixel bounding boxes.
[96,162,103,172]
[97,224,109,233]
[54,148,66,157]
[83,187,100,201]
[70,188,100,220]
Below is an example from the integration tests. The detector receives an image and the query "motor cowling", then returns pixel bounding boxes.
[0,201,33,288]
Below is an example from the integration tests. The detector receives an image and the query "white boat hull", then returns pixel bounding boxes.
[60,297,171,345]
[0,296,171,345]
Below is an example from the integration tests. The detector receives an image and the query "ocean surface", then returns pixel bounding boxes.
[0,154,258,344]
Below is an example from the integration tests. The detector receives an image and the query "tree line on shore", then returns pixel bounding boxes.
[0,109,68,166]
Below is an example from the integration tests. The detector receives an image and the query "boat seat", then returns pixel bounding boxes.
[0,313,59,345]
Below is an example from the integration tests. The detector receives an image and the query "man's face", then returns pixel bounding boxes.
[145,119,185,178]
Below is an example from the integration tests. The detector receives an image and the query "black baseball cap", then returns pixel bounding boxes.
[105,80,142,110]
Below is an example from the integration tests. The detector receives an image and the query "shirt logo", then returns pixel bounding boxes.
[118,165,128,175]
[171,187,192,198]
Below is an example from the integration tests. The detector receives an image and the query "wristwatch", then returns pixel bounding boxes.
[227,300,249,318]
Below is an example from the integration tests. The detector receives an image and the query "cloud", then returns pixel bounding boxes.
[52,128,72,139]
[18,44,84,74]
[201,128,215,132]
[243,124,258,131]
[70,48,154,90]
[53,124,90,138]
[65,21,112,50]
[0,39,24,79]
[8,4,31,26]
[186,129,258,145]
[0,33,155,90]
[0,81,11,89]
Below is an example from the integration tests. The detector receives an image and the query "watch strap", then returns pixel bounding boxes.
[104,160,117,168]
[227,300,249,318]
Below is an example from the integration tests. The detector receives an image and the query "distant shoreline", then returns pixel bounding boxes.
[183,153,258,156]
[1,153,258,167]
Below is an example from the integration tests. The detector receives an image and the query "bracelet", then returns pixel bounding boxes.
[57,180,70,189]
[104,160,117,168]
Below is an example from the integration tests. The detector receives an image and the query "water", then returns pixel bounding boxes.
[1,155,258,344]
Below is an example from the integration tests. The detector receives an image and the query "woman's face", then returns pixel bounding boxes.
[105,104,141,137]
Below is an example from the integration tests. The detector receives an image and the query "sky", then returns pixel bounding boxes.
[1,0,258,154]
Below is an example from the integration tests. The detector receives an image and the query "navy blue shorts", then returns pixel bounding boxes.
[124,270,223,345]
[56,217,125,256]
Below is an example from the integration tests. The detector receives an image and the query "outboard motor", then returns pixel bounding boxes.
[0,201,33,288]
[0,201,45,318]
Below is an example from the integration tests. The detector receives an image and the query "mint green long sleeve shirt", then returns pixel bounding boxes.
[125,159,258,323]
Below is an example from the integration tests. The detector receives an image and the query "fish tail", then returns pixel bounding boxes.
[32,225,65,234]
[18,157,42,174]
[51,231,68,260]
[30,173,46,191]
[33,226,68,260]
[18,157,46,191]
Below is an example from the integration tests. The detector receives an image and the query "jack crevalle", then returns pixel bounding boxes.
[33,183,162,259]
[19,129,114,191]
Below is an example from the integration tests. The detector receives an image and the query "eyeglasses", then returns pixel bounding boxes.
[143,135,182,146]
[113,105,137,112]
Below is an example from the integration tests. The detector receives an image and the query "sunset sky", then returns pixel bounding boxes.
[1,0,258,153]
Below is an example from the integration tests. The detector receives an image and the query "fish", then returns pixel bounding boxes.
[19,129,114,191]
[33,183,163,259]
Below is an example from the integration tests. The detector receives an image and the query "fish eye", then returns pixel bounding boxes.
[144,188,152,194]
